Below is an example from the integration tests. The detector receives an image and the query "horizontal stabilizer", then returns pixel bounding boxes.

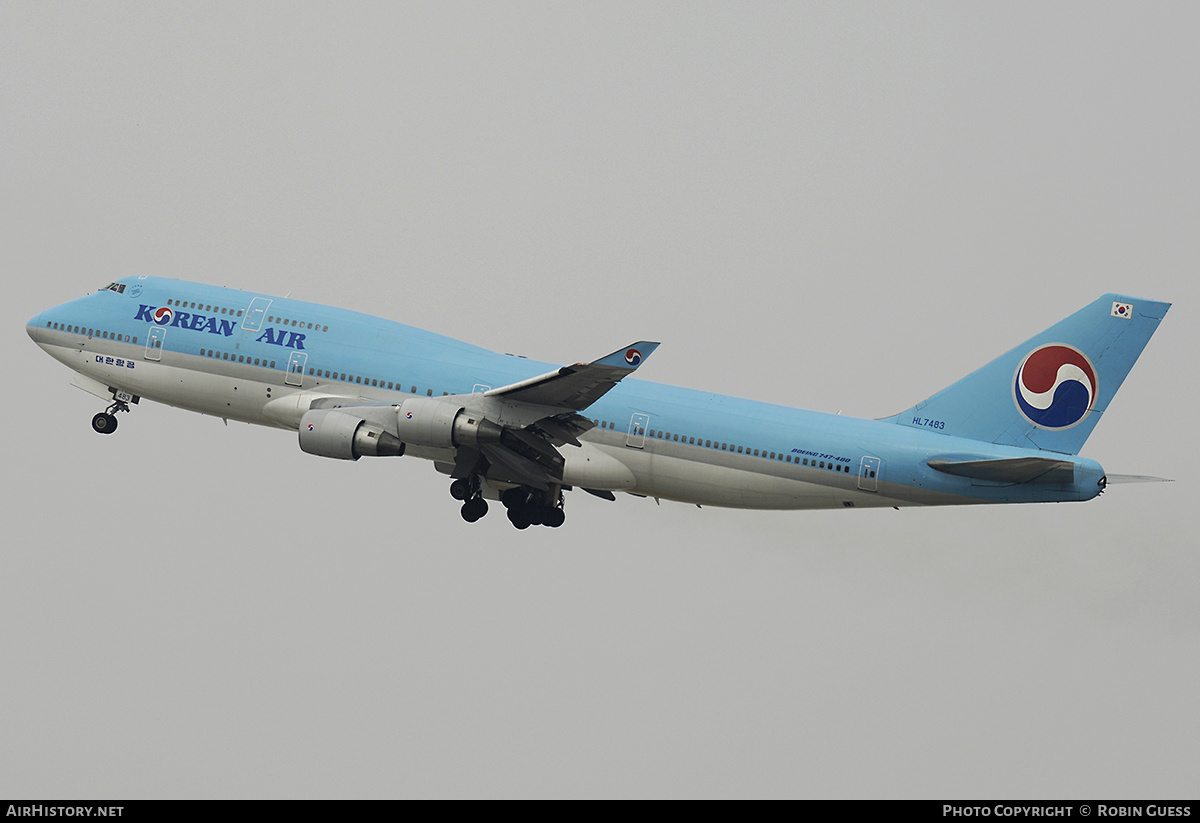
[928,457,1075,484]
[1103,474,1173,484]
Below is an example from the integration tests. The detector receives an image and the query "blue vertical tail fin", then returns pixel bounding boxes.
[886,294,1170,454]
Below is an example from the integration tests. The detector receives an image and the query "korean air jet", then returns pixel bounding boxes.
[27,279,1169,529]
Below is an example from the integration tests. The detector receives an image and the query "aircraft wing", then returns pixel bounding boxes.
[298,341,659,493]
[485,341,659,411]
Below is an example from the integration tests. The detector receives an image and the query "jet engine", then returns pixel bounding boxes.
[298,409,405,460]
[394,397,503,449]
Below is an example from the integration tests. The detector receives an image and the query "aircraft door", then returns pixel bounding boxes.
[242,297,272,332]
[626,413,649,448]
[145,327,165,361]
[858,456,882,492]
[285,351,307,387]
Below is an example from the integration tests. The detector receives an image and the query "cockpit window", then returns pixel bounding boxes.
[101,282,126,294]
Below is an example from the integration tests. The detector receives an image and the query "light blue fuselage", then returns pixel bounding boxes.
[28,277,1111,511]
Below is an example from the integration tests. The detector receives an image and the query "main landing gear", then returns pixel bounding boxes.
[500,486,565,530]
[91,398,130,435]
[450,478,567,528]
[451,476,489,523]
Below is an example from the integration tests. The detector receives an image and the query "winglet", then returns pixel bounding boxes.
[592,342,660,371]
[485,341,661,411]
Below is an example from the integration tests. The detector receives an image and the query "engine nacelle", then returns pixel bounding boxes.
[395,397,503,449]
[299,409,405,460]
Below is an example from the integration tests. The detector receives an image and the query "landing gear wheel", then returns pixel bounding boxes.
[450,478,472,501]
[507,507,531,529]
[91,412,118,434]
[460,497,488,523]
[522,503,545,526]
[543,508,565,528]
[501,487,528,510]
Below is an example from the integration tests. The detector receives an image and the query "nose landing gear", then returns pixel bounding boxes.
[91,398,131,435]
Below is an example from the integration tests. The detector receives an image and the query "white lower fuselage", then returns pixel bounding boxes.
[28,278,1110,515]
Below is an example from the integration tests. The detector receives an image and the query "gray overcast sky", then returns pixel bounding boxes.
[3,1,1197,798]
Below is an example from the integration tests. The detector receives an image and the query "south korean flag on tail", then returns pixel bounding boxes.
[1111,301,1133,319]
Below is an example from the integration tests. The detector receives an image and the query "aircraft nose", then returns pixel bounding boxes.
[27,311,46,343]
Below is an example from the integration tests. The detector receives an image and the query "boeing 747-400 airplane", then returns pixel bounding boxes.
[27,279,1169,529]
